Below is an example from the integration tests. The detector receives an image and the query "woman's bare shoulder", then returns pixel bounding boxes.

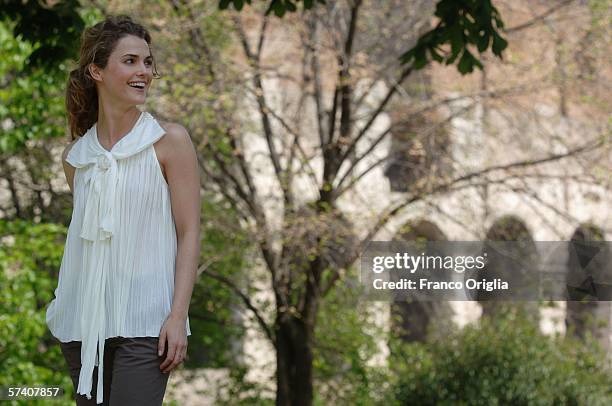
[158,121,189,140]
[62,138,79,164]
[155,121,193,165]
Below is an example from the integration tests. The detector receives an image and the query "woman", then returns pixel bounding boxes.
[45,15,201,405]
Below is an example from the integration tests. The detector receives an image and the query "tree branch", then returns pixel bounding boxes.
[199,264,276,348]
[321,0,363,202]
[506,0,575,34]
[335,65,413,181]
[334,101,475,198]
[234,16,288,205]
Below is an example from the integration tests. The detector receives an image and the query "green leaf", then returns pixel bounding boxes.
[476,32,490,52]
[272,1,286,17]
[218,0,232,9]
[429,46,444,63]
[458,49,474,74]
[449,23,464,61]
[413,46,428,70]
[399,48,415,65]
[286,1,297,12]
[492,32,508,56]
[396,0,507,76]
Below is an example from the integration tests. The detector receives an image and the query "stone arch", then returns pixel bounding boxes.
[389,219,454,343]
[485,214,533,241]
[477,215,540,322]
[565,223,610,352]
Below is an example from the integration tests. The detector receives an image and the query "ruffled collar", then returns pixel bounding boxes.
[67,111,165,167]
[66,111,166,242]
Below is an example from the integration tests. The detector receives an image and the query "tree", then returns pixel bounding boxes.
[220,0,509,77]
[0,5,104,221]
[135,1,512,404]
[0,0,84,70]
[0,20,70,221]
[0,219,74,405]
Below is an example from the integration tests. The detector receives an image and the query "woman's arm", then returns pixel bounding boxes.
[62,140,77,193]
[156,122,201,373]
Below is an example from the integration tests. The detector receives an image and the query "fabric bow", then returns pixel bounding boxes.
[80,151,119,241]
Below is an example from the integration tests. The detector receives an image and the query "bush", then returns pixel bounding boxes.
[390,311,612,405]
[0,219,73,405]
[313,274,396,406]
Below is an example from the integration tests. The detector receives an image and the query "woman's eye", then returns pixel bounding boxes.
[125,58,133,64]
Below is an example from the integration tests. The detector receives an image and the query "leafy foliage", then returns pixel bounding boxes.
[0,219,74,405]
[219,0,508,74]
[313,272,396,406]
[0,21,66,154]
[0,202,252,403]
[219,0,327,17]
[391,312,612,405]
[185,194,251,369]
[0,0,84,70]
[400,0,508,74]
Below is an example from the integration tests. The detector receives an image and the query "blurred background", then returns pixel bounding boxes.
[1,0,611,404]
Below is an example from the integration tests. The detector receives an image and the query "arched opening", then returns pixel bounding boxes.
[565,223,610,352]
[383,109,452,193]
[389,220,453,343]
[477,215,539,323]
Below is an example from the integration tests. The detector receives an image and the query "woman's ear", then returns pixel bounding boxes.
[88,63,103,82]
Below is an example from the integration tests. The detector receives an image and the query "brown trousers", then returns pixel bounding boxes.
[58,337,170,406]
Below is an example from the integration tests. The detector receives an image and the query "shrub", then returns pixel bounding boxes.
[0,219,73,405]
[391,311,612,405]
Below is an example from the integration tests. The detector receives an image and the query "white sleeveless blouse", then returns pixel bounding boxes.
[45,111,191,404]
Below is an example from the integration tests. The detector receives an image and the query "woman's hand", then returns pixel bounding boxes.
[158,314,188,374]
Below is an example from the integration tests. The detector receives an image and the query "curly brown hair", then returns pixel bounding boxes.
[65,15,160,140]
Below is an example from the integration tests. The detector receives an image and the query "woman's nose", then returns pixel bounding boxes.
[136,61,151,75]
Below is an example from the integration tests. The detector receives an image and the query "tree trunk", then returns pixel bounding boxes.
[275,313,314,406]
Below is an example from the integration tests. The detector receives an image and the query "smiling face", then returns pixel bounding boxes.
[89,34,154,108]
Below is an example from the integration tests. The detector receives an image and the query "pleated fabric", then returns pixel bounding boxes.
[45,111,191,404]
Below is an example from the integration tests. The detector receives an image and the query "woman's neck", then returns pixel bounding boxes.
[96,104,142,145]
